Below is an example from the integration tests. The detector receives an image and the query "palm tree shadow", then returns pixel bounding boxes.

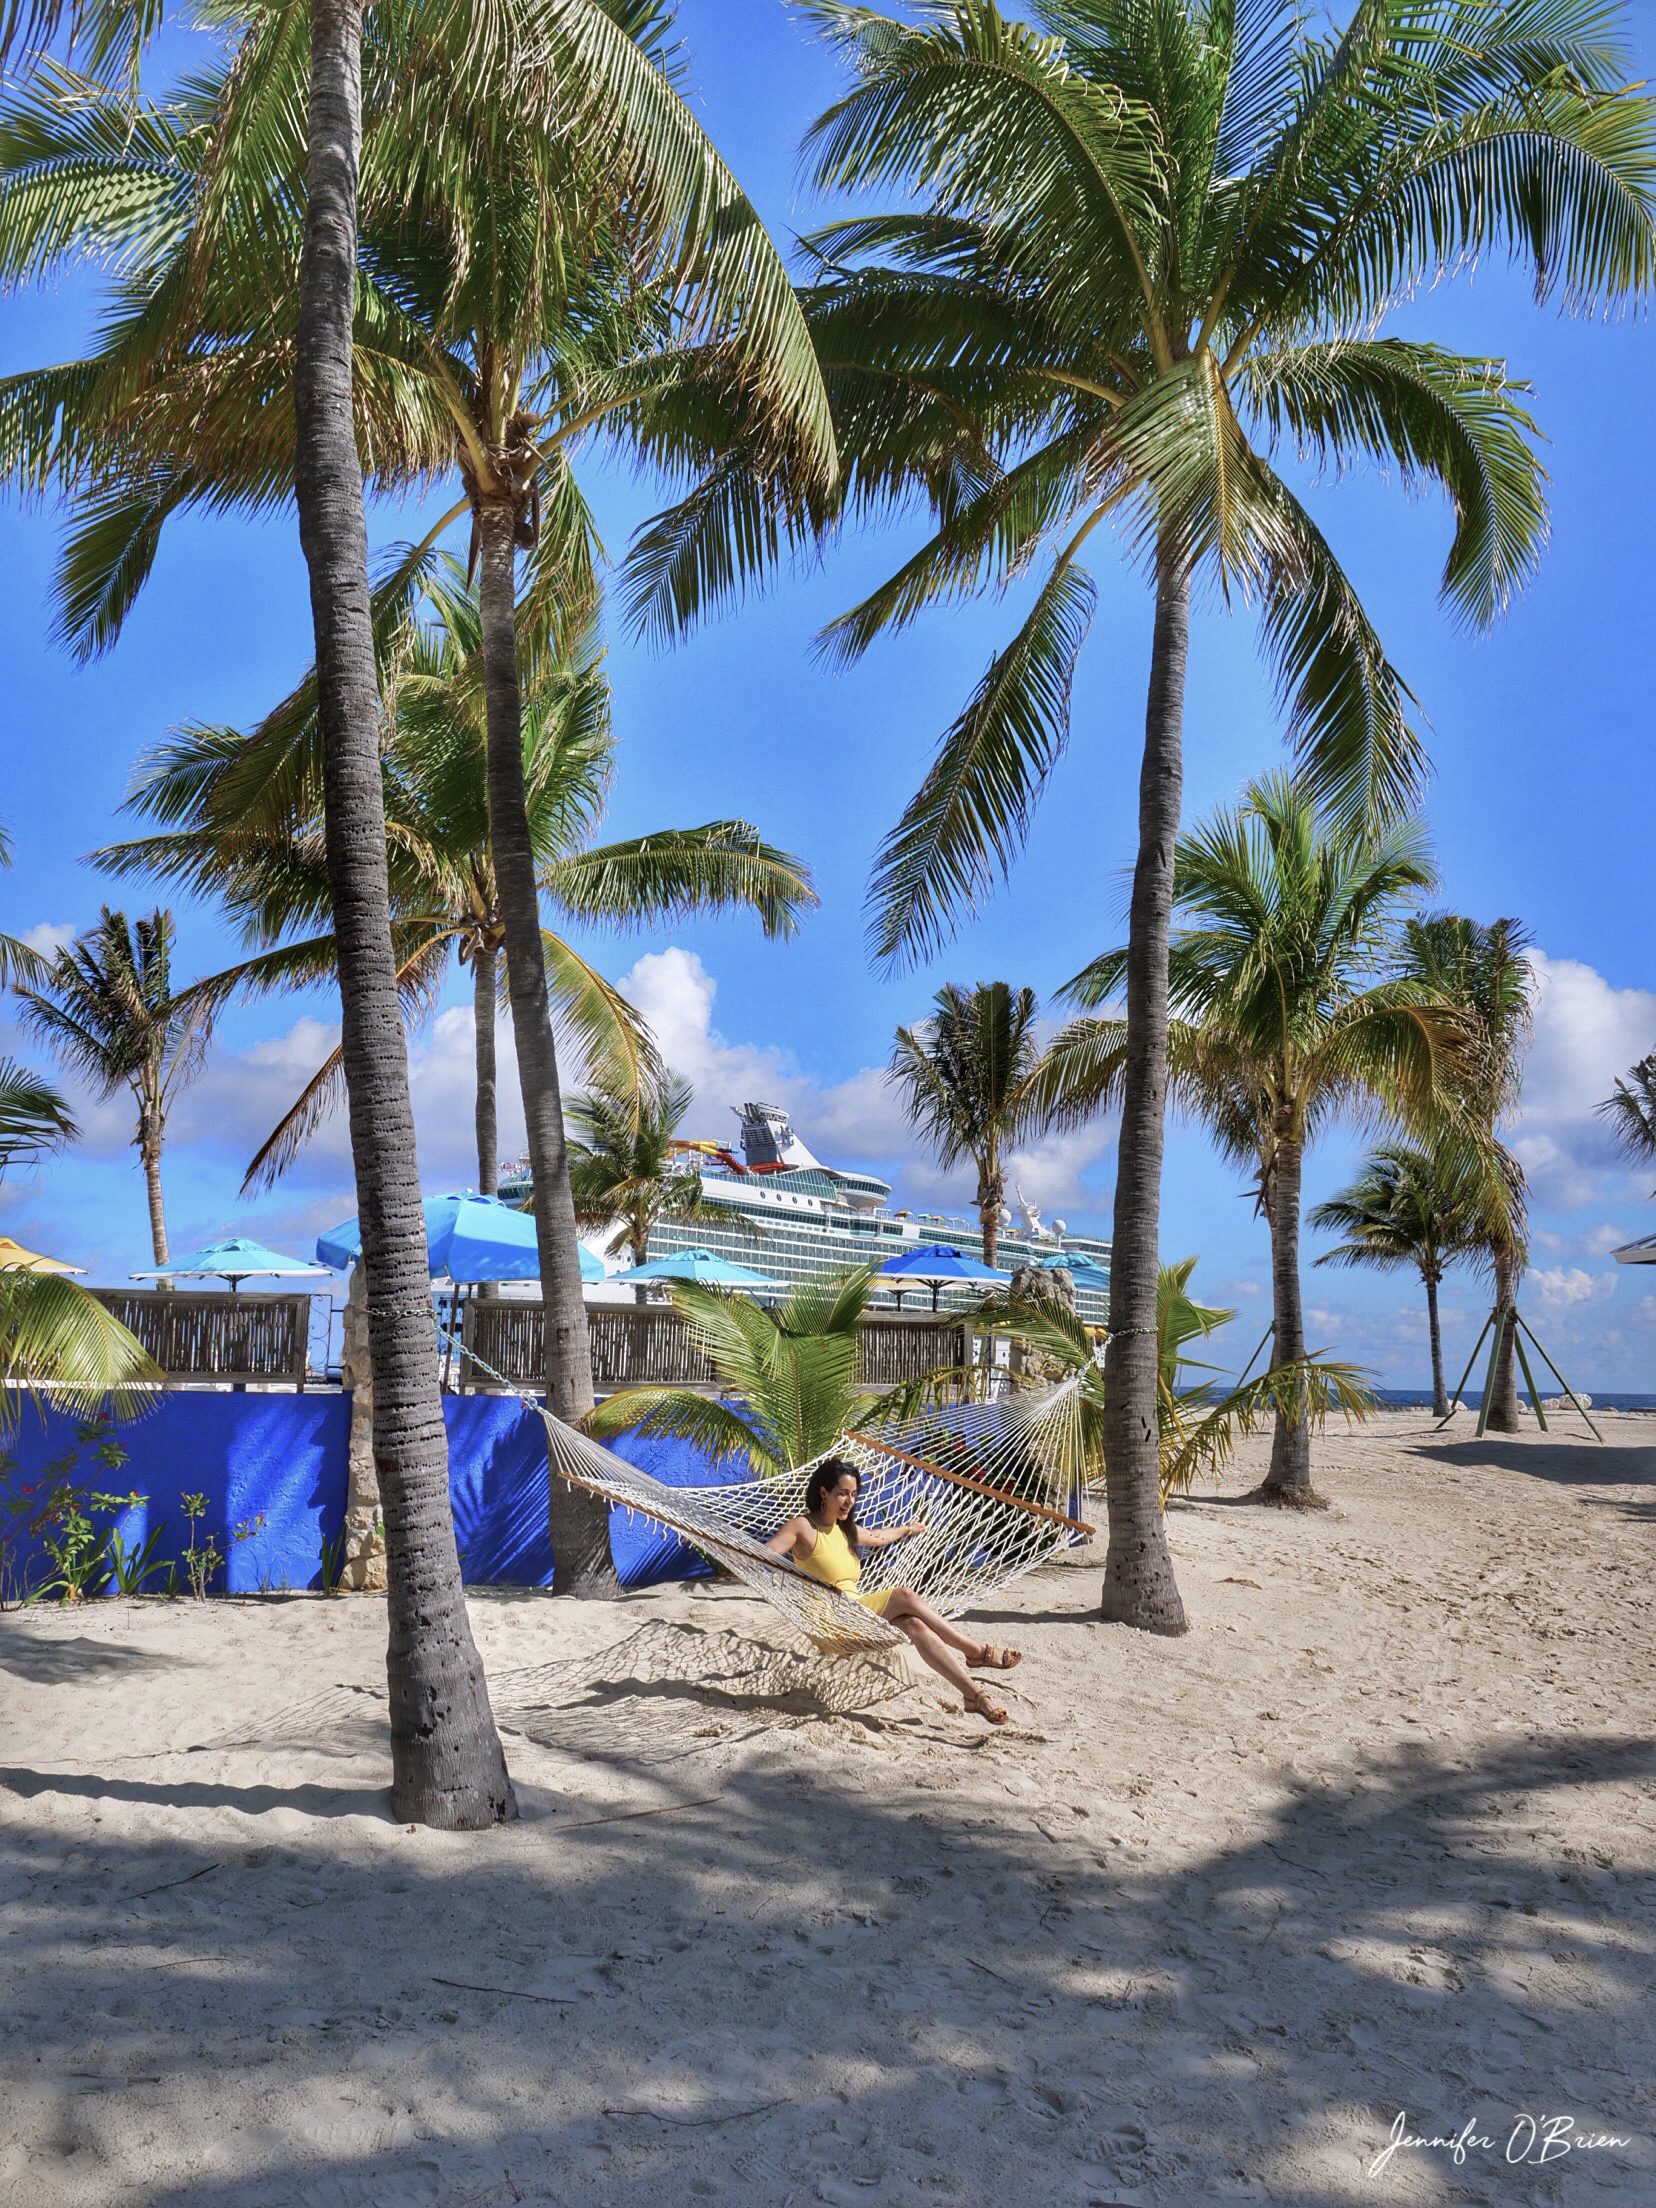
[8,1722,1648,2208]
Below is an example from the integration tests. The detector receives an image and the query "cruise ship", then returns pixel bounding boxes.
[608,1101,1111,1322]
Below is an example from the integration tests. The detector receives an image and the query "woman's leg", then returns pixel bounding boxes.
[881,1587,1019,1666]
[893,1617,1005,1721]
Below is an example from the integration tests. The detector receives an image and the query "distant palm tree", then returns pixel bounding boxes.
[980,1258,1373,1500]
[588,1269,888,1474]
[1033,776,1456,1505]
[96,564,813,1197]
[889,982,1043,1268]
[675,0,1653,1631]
[1600,1053,1656,1176]
[567,1074,752,1288]
[17,909,208,1267]
[1311,1140,1488,1418]
[1397,915,1534,1431]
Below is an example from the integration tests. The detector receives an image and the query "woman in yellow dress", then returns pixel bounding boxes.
[765,1458,1022,1723]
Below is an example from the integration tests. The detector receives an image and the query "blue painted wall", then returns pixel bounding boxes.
[0,1393,757,1597]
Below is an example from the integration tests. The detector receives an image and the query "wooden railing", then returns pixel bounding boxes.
[463,1300,969,1394]
[91,1289,311,1388]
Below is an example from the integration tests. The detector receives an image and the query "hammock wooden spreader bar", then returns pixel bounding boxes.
[536,1378,1093,1658]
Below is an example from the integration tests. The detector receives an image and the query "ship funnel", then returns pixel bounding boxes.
[735,1101,822,1172]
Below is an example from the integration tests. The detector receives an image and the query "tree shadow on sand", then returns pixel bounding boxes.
[4,1637,1653,2208]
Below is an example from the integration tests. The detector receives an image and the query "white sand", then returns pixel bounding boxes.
[2,1408,1654,2208]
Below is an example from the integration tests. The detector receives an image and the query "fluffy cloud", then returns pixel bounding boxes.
[20,920,79,959]
[1511,951,1656,1211]
[1532,1265,1616,1310]
[616,947,942,1190]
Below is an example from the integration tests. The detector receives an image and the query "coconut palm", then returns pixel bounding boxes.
[1600,1053,1656,1174]
[587,1267,890,1473]
[94,563,814,1198]
[1032,775,1457,1504]
[1396,914,1533,1431]
[0,6,834,1617]
[888,980,1043,1267]
[1310,1139,1488,1417]
[567,1074,754,1289]
[978,1258,1374,1501]
[16,909,209,1267]
[645,0,1649,1629]
[0,0,832,1414]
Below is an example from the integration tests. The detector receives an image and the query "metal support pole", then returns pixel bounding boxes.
[1439,1310,1495,1429]
[1515,1313,1605,1443]
[1511,1327,1548,1432]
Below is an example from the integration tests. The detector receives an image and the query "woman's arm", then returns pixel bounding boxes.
[854,1520,928,1549]
[764,1517,808,1558]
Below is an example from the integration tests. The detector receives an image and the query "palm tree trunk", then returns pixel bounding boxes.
[979,1164,1001,1269]
[1486,1240,1523,1431]
[1253,1134,1321,1506]
[295,0,515,1826]
[473,944,498,1197]
[139,1110,169,1269]
[1099,552,1189,1634]
[474,502,618,1597]
[1424,1267,1448,1418]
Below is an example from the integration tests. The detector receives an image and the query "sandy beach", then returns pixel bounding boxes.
[2,1407,1653,2208]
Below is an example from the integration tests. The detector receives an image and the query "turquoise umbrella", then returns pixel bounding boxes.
[133,1236,332,1292]
[614,1247,783,1291]
[1035,1251,1111,1291]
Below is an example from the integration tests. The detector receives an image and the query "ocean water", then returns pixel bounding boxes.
[1371,1388,1656,1413]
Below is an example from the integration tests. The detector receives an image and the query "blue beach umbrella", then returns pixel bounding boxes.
[613,1247,783,1291]
[877,1242,1012,1311]
[133,1236,332,1292]
[315,1194,604,1284]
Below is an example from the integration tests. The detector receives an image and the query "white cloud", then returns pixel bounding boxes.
[1512,951,1656,1209]
[20,920,78,959]
[616,945,923,1176]
[1532,1265,1616,1310]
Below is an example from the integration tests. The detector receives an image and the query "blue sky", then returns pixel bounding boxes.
[3,0,1654,1389]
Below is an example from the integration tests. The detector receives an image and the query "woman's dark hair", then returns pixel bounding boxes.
[804,1458,862,1555]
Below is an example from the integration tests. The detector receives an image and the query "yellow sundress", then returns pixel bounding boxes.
[794,1520,894,1616]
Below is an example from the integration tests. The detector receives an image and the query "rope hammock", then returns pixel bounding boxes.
[537,1377,1096,1657]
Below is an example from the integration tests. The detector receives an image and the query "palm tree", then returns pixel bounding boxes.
[1397,914,1533,1431]
[16,909,208,1267]
[567,1074,753,1287]
[94,563,814,1198]
[1600,1053,1656,1175]
[1033,776,1456,1505]
[1310,1139,1488,1418]
[647,0,1651,1629]
[0,7,835,1608]
[979,1258,1373,1500]
[888,981,1042,1267]
[588,1269,890,1473]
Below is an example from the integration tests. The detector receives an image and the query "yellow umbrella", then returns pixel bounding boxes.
[0,1235,85,1275]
